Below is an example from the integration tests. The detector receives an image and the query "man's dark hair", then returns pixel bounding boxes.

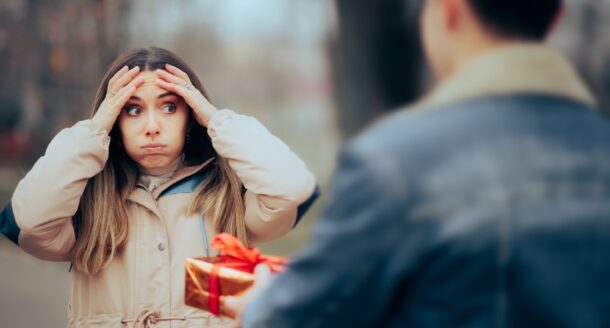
[467,0,562,40]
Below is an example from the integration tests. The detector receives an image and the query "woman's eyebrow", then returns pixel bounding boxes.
[158,92,178,99]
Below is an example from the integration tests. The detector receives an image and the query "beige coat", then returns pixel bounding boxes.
[11,109,316,327]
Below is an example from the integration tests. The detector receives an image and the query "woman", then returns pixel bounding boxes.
[2,47,317,327]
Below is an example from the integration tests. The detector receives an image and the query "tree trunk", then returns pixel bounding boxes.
[332,0,424,138]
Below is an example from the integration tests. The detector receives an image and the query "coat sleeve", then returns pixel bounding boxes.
[9,120,110,261]
[206,109,318,242]
[241,142,416,327]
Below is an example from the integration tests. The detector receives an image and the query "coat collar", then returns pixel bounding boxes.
[418,43,596,110]
[126,157,215,217]
[151,157,215,200]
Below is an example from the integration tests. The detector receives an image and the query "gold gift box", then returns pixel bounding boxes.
[185,233,288,318]
[185,257,255,318]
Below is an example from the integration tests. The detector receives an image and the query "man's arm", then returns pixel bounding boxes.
[241,142,411,327]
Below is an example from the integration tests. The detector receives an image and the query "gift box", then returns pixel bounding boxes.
[185,233,288,318]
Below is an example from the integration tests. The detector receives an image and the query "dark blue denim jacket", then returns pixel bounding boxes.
[243,94,610,327]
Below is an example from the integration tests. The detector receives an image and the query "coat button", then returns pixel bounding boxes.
[157,242,166,251]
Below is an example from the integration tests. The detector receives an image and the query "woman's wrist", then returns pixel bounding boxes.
[195,102,218,127]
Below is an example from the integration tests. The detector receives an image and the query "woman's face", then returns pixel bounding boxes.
[117,70,189,172]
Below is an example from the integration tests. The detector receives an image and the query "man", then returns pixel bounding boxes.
[227,0,610,326]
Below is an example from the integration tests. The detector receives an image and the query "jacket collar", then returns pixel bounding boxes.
[126,157,215,217]
[418,43,596,110]
[151,157,215,200]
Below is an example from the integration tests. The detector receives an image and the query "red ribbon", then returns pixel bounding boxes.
[207,233,288,315]
[208,265,221,316]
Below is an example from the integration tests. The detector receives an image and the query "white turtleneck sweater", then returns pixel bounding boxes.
[137,155,183,193]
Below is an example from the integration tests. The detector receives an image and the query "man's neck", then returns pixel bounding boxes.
[442,35,520,82]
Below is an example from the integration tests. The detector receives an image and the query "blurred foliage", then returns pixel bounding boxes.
[0,0,130,167]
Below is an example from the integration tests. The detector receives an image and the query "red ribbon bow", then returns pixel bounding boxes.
[207,233,288,315]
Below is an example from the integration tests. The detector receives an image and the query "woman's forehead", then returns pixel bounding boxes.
[131,71,172,100]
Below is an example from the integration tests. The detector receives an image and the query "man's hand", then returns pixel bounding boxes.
[225,264,273,328]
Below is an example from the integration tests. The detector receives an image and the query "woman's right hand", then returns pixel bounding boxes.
[92,65,144,132]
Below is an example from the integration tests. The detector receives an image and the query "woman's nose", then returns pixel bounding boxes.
[145,111,160,136]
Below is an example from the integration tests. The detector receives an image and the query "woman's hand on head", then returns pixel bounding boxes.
[155,64,218,127]
[93,65,144,133]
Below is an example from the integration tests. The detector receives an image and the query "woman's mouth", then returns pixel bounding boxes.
[142,144,166,154]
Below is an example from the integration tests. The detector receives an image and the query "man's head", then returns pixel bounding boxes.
[420,0,563,79]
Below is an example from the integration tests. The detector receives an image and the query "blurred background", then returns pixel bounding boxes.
[1,0,609,326]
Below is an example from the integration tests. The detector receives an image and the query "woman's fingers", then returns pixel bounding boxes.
[155,78,196,106]
[112,86,136,110]
[155,78,175,90]
[155,77,196,102]
[165,64,190,81]
[156,68,189,86]
[156,77,215,127]
[93,74,144,132]
[155,66,218,127]
[155,78,185,96]
[109,66,140,96]
[155,69,197,101]
[107,65,129,92]
[124,75,146,93]
[113,76,145,107]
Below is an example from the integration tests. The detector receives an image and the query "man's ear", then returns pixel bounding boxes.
[441,0,461,30]
[547,2,565,37]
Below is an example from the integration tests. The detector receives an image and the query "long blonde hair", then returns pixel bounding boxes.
[72,47,247,275]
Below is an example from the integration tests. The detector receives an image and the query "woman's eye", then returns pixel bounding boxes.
[161,103,177,113]
[125,106,141,116]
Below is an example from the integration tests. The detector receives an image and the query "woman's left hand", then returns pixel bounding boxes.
[155,64,218,127]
